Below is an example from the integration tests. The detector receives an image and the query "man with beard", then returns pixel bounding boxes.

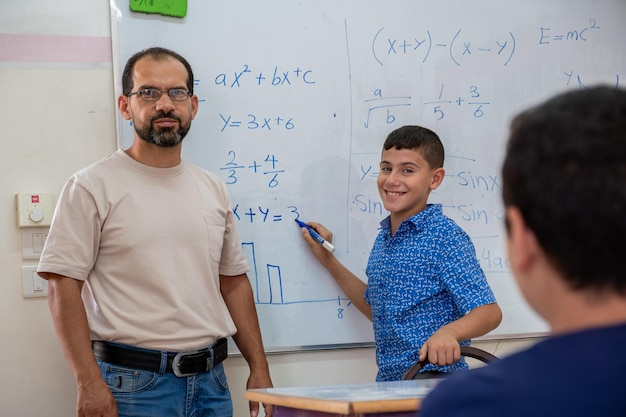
[38,47,273,417]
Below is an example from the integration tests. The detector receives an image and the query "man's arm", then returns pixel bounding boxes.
[219,273,273,417]
[298,222,372,320]
[419,302,502,365]
[43,272,117,417]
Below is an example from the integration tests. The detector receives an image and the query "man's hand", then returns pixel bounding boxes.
[246,370,273,417]
[76,376,118,417]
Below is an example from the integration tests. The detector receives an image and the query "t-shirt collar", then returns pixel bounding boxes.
[115,148,185,177]
[379,203,442,232]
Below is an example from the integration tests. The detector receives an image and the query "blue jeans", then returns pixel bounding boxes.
[97,357,232,417]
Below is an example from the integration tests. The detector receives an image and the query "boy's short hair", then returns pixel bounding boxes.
[502,86,626,293]
[383,125,445,169]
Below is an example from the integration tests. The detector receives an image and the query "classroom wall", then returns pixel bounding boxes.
[0,1,538,416]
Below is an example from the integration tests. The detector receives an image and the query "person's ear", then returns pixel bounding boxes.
[506,206,541,273]
[190,94,199,120]
[118,95,132,121]
[430,167,445,190]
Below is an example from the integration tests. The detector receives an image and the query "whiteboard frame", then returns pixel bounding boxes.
[109,0,626,352]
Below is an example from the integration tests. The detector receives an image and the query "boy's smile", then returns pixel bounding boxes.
[377,147,444,231]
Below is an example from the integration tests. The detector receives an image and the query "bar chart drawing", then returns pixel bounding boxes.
[243,241,285,304]
[242,241,353,308]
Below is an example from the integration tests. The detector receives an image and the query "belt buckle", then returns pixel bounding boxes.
[172,349,213,378]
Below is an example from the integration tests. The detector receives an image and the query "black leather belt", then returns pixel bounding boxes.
[92,338,227,377]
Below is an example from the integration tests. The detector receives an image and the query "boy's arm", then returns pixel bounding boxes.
[418,302,502,365]
[298,222,372,321]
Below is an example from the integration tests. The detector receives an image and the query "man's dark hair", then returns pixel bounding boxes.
[502,86,626,293]
[121,47,194,96]
[382,125,445,169]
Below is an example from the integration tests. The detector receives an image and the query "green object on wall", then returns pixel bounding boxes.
[129,0,187,18]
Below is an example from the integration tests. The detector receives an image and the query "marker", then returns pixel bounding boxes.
[295,219,335,253]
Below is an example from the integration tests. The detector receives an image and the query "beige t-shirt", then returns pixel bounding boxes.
[38,149,249,351]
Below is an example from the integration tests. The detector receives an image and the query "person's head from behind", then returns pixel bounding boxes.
[502,86,626,311]
[119,47,198,148]
[378,125,445,224]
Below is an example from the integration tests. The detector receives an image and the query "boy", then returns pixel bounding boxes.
[300,125,502,381]
[421,86,626,416]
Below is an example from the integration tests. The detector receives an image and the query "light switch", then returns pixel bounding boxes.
[33,232,46,253]
[22,265,48,298]
[15,193,55,228]
[21,228,49,260]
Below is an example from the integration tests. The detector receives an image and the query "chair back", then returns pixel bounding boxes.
[401,346,498,380]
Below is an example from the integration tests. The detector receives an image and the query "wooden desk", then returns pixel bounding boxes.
[245,379,440,416]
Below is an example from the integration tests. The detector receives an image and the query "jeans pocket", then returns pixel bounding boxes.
[210,363,229,392]
[99,362,158,394]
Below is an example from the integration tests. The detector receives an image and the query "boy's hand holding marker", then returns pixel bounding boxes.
[296,219,335,253]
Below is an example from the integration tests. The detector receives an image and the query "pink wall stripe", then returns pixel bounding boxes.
[0,34,112,63]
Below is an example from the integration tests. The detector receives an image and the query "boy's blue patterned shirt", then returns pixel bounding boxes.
[364,203,496,381]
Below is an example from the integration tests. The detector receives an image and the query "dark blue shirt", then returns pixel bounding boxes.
[421,323,626,417]
[364,204,496,381]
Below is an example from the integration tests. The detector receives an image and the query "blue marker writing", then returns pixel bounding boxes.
[295,219,335,253]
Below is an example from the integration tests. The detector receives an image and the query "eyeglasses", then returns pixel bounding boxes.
[127,88,192,102]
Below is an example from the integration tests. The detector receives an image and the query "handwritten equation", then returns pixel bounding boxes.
[424,84,491,121]
[212,64,316,88]
[370,19,604,67]
[564,70,620,88]
[538,18,601,45]
[220,151,285,188]
[371,27,516,67]
[233,203,296,223]
[219,113,295,132]
[364,85,491,127]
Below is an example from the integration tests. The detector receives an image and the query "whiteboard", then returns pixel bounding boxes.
[110,0,625,351]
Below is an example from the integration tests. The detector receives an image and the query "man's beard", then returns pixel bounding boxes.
[134,111,190,148]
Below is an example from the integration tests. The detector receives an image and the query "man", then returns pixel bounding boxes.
[38,47,273,417]
[421,86,626,416]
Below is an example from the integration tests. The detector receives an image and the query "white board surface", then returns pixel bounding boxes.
[110,0,626,351]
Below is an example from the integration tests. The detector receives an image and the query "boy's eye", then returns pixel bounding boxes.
[380,166,391,172]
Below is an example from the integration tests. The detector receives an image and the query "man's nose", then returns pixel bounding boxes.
[155,93,176,111]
